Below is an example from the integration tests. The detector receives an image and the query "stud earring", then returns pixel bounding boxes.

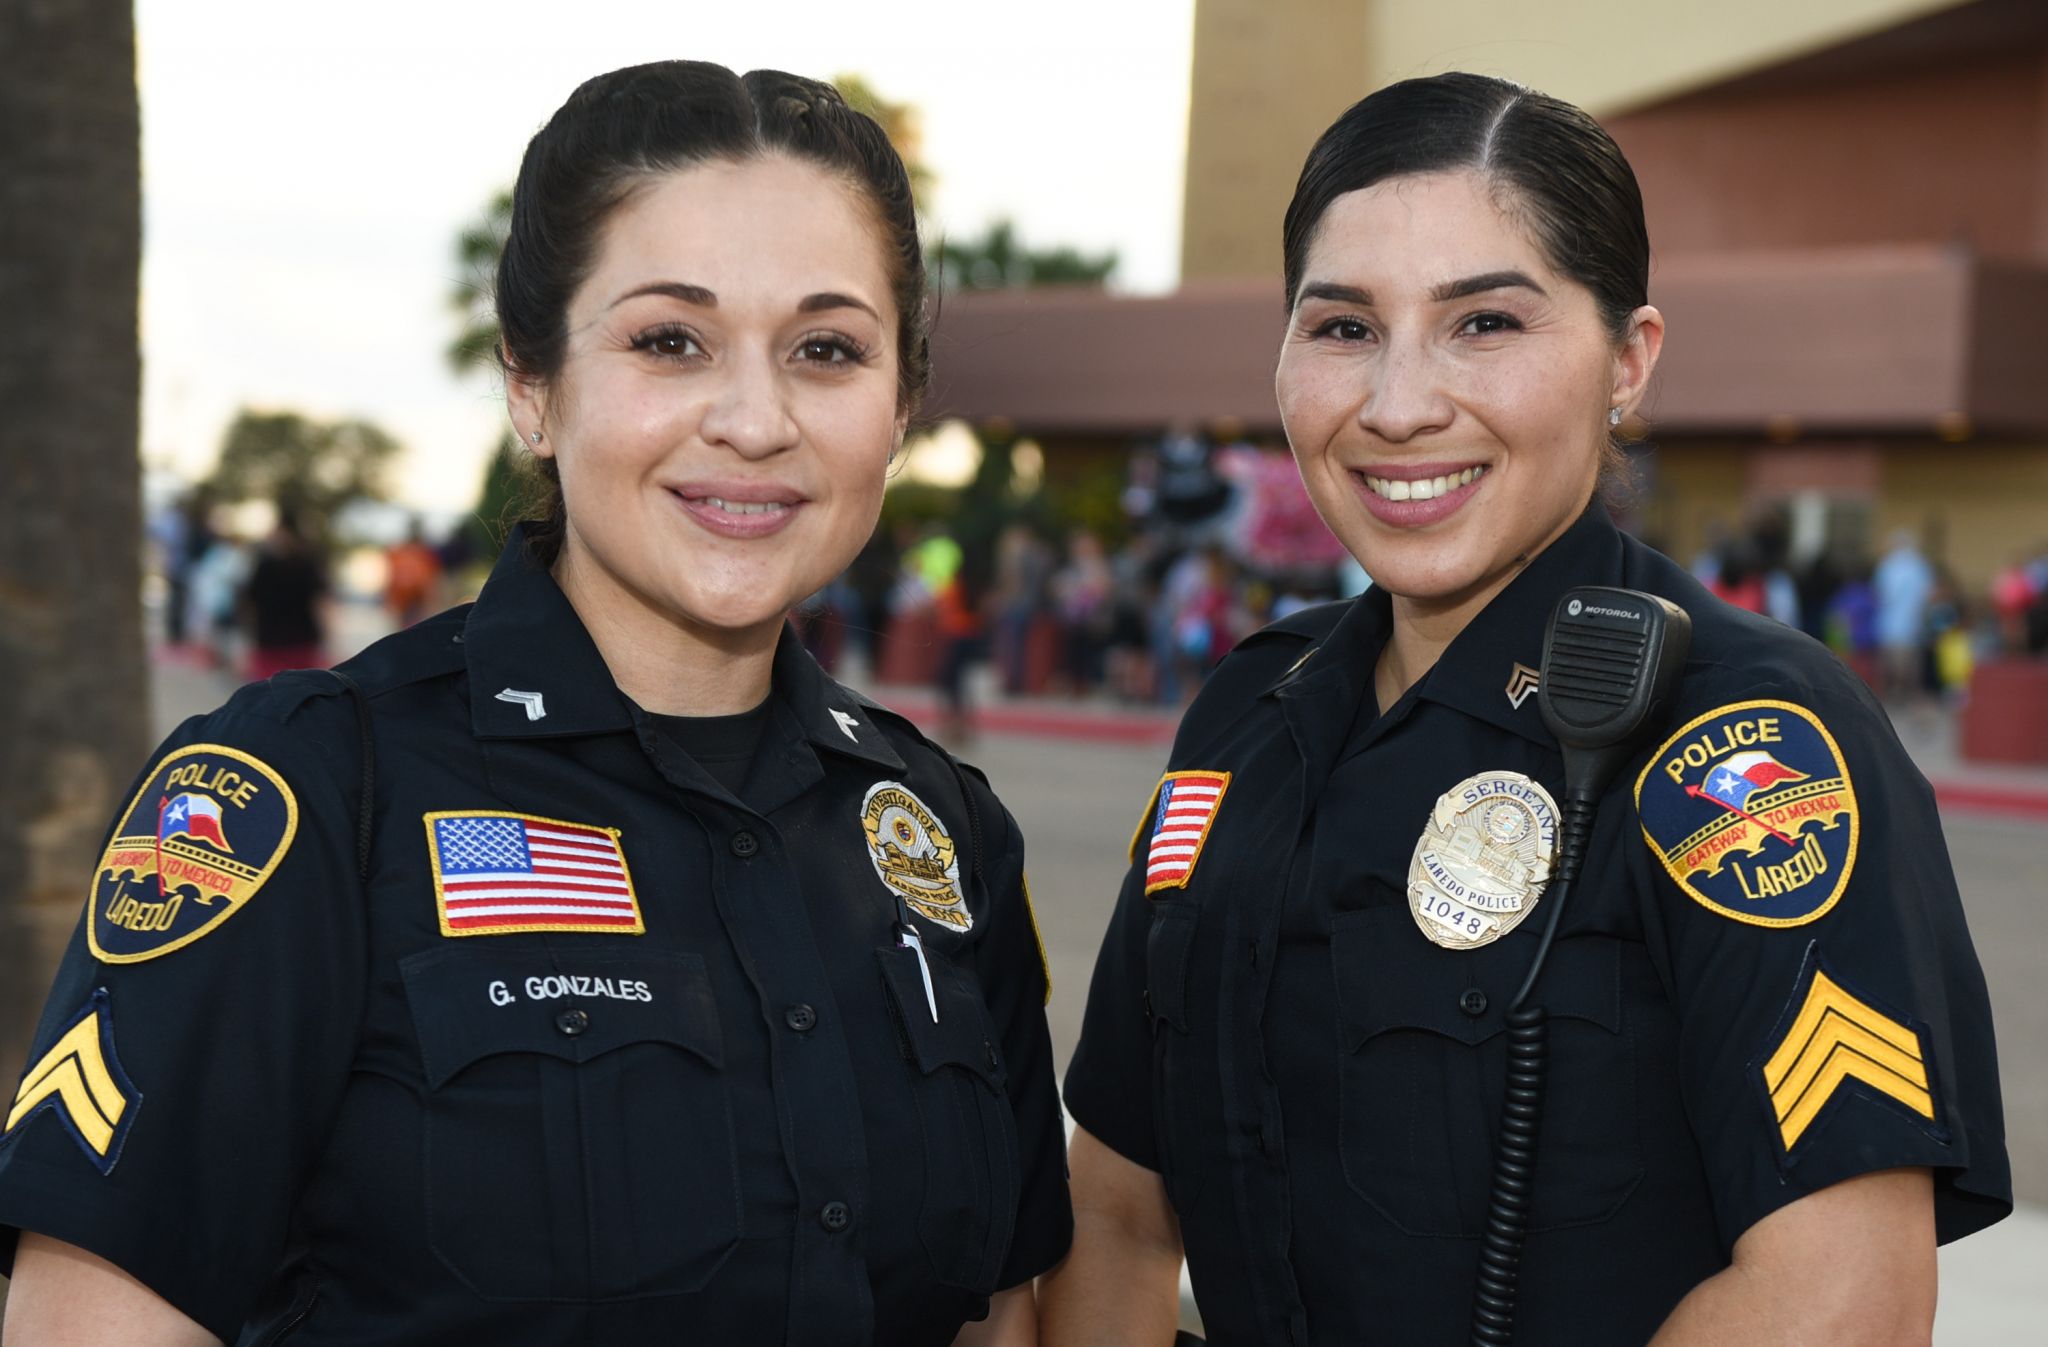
[529,430,543,444]
[1608,407,1623,427]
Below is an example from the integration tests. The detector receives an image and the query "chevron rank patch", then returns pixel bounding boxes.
[1755,945,1941,1158]
[5,989,140,1174]
[1133,771,1231,896]
[90,744,299,963]
[1635,700,1858,927]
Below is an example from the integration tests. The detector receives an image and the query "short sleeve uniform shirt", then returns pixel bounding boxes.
[0,530,1071,1345]
[1064,507,2009,1346]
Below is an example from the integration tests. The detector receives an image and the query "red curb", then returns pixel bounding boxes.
[1928,782,2048,823]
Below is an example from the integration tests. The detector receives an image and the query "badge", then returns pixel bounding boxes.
[1133,771,1231,896]
[1635,700,1858,927]
[425,811,642,937]
[1754,944,1940,1159]
[5,989,140,1173]
[1406,771,1560,949]
[861,782,970,930]
[89,744,299,964]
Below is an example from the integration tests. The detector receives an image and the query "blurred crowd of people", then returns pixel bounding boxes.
[1685,512,2048,708]
[149,492,474,679]
[152,445,2048,719]
[793,429,1362,729]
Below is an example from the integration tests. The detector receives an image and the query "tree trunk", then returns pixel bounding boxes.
[0,0,147,1104]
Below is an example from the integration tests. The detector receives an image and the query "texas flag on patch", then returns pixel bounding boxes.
[1702,751,1808,812]
[1139,771,1231,895]
[424,810,643,937]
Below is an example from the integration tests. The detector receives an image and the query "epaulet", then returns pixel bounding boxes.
[329,606,471,699]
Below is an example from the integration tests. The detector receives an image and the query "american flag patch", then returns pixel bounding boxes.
[424,811,643,937]
[1136,771,1231,895]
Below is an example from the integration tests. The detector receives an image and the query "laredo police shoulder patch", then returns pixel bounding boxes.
[89,744,298,963]
[5,988,140,1173]
[1635,700,1858,928]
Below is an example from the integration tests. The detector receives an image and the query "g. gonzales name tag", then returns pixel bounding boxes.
[90,744,298,963]
[1636,700,1859,927]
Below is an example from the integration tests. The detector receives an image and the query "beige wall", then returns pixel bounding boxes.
[1180,0,1970,280]
[1362,0,1967,116]
[1180,0,1370,280]
[1639,438,2048,593]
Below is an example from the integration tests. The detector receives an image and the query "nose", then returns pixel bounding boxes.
[698,352,800,459]
[1356,337,1454,443]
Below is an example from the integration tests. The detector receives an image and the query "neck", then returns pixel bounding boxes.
[552,546,780,717]
[1376,499,1592,707]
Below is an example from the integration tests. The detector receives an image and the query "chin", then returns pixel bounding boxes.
[658,579,795,638]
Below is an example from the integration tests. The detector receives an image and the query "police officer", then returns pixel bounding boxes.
[0,62,1069,1346]
[1045,73,2008,1346]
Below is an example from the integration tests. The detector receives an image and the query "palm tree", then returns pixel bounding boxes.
[0,0,147,1085]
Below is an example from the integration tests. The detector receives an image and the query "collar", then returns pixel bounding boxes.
[463,526,905,773]
[768,626,906,773]
[464,527,636,739]
[1410,504,1627,747]
[1257,505,1626,752]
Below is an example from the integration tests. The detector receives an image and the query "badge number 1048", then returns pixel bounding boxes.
[1413,887,1495,943]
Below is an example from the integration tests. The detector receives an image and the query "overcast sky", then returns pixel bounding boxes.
[136,0,1196,511]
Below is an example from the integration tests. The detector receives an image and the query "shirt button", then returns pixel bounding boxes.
[555,1007,590,1036]
[730,830,759,858]
[818,1201,852,1233]
[785,1004,817,1033]
[1459,988,1489,1018]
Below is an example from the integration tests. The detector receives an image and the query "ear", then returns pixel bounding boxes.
[504,361,553,460]
[1611,304,1665,418]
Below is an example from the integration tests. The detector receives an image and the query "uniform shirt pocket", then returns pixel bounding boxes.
[877,943,1020,1294]
[1331,905,1643,1237]
[401,946,741,1301]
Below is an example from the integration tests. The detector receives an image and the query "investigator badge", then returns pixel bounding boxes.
[1635,700,1858,927]
[862,781,970,930]
[1407,770,1560,950]
[89,743,298,963]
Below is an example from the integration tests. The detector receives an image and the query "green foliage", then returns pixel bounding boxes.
[833,74,934,213]
[936,219,1117,291]
[1040,459,1131,545]
[878,479,960,532]
[448,188,513,376]
[466,432,534,558]
[205,409,399,547]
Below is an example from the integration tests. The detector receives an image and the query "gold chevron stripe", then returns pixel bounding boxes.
[6,1009,131,1155]
[1761,967,1932,1150]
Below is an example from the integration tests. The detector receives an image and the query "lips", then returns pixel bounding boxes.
[1350,462,1490,527]
[667,483,805,540]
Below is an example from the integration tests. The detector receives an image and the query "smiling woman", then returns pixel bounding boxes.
[0,62,1068,1347]
[1049,71,2008,1347]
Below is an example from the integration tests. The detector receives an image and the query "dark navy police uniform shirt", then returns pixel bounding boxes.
[1064,507,2009,1346]
[0,529,1071,1346]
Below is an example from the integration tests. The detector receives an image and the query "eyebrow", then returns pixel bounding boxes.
[797,291,882,323]
[1430,270,1547,302]
[607,282,881,324]
[1294,271,1549,309]
[610,281,716,309]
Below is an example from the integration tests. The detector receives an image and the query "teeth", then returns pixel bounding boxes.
[1363,465,1487,501]
[700,496,789,516]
